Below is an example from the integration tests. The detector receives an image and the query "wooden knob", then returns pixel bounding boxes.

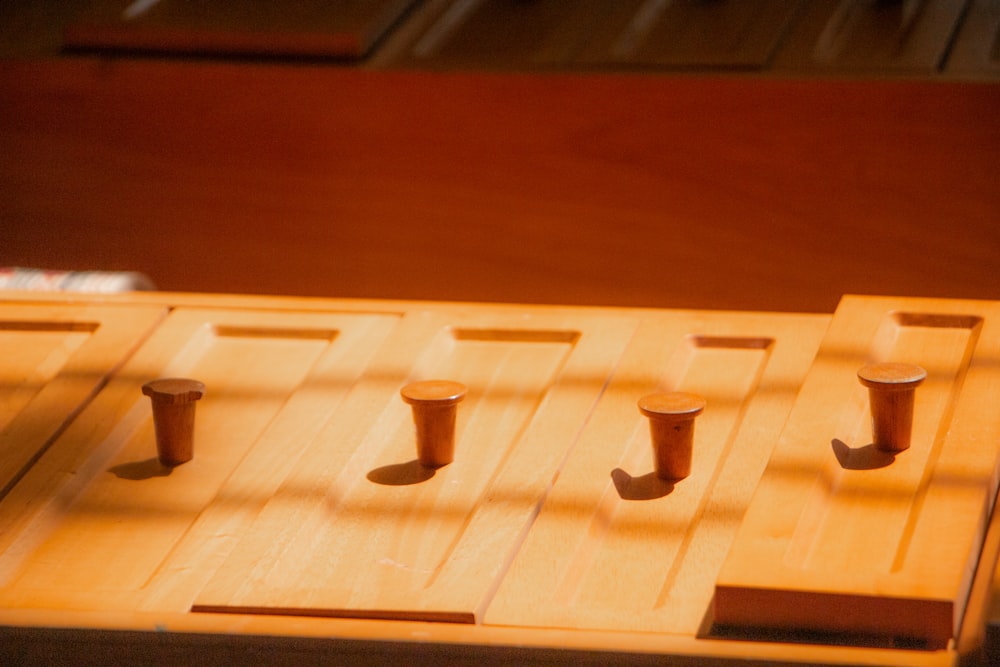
[142,378,206,466]
[400,380,467,468]
[638,392,706,480]
[858,363,926,453]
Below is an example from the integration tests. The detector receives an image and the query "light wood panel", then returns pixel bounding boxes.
[0,307,401,612]
[485,311,829,635]
[193,310,637,622]
[714,295,1000,647]
[0,293,999,665]
[0,301,165,498]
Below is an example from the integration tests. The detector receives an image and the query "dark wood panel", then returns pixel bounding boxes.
[574,0,803,70]
[946,0,1000,77]
[772,0,969,74]
[1,59,998,312]
[388,0,611,69]
[62,0,422,59]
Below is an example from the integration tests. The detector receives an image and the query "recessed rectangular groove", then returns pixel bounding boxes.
[689,335,774,350]
[451,328,581,344]
[0,320,99,333]
[213,325,339,341]
[891,311,984,330]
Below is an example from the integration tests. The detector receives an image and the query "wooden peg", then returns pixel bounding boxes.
[142,378,206,466]
[857,362,927,453]
[638,392,706,480]
[400,380,467,468]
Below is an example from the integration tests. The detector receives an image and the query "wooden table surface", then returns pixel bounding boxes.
[3,290,1000,666]
[1,58,998,312]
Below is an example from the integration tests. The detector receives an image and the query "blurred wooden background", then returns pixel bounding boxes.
[1,1,998,312]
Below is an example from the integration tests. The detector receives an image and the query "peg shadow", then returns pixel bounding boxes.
[831,439,895,470]
[367,459,437,486]
[611,468,675,501]
[108,457,174,480]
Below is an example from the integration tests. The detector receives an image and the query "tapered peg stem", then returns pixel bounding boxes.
[401,380,467,468]
[638,392,706,480]
[858,363,926,453]
[142,378,206,466]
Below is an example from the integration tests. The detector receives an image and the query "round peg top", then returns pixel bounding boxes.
[141,378,206,404]
[400,380,467,407]
[638,392,707,421]
[857,363,927,391]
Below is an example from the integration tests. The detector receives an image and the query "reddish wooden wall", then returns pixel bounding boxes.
[2,58,998,312]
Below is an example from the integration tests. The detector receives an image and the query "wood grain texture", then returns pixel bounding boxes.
[193,310,637,623]
[714,295,1000,646]
[484,311,828,635]
[0,301,165,499]
[0,292,998,665]
[0,307,401,612]
[1,59,998,313]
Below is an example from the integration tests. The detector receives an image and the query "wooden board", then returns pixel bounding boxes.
[574,0,802,70]
[0,307,401,612]
[386,0,610,69]
[1,293,999,665]
[192,310,638,623]
[0,301,165,499]
[484,311,829,634]
[62,0,420,59]
[714,295,1000,647]
[771,0,968,74]
[945,0,1000,77]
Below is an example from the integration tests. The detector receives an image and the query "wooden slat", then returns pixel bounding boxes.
[714,295,1000,646]
[387,0,611,69]
[1,293,998,665]
[574,0,802,70]
[771,0,969,74]
[192,310,638,622]
[0,307,401,612]
[0,302,165,499]
[484,311,829,634]
[62,0,421,59]
[945,0,1000,77]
